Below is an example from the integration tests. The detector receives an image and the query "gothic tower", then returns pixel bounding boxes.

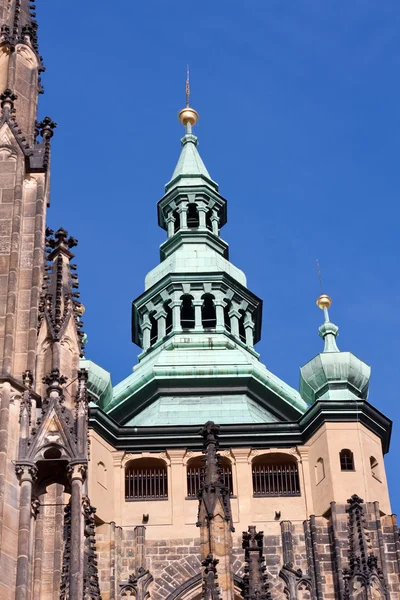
[0,3,398,600]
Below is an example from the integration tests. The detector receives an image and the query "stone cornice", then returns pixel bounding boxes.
[89,399,392,454]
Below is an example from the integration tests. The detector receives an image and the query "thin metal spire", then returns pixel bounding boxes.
[186,65,190,107]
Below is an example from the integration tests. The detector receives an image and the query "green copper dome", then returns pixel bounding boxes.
[299,302,370,403]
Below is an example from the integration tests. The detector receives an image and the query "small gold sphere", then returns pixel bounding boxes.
[178,106,199,127]
[316,294,332,310]
[75,303,85,317]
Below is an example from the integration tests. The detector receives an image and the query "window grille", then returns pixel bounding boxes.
[186,460,233,498]
[340,449,355,471]
[252,460,300,497]
[125,461,168,501]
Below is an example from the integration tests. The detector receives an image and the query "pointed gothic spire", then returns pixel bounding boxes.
[202,554,221,600]
[40,227,86,358]
[197,421,234,531]
[242,526,271,600]
[343,495,387,599]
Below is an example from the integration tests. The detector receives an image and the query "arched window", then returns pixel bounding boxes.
[238,309,246,343]
[187,203,199,228]
[97,461,107,489]
[201,294,216,329]
[206,209,212,231]
[125,458,168,501]
[315,457,325,485]
[340,449,355,471]
[252,454,301,497]
[180,295,195,329]
[186,456,233,499]
[173,209,180,233]
[224,302,231,332]
[149,312,157,346]
[370,456,381,481]
[164,302,173,335]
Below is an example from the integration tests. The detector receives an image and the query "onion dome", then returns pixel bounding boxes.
[300,295,370,404]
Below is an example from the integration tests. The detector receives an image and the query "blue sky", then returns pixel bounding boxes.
[36,1,399,513]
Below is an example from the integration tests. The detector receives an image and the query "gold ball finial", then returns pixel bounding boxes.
[316,294,332,310]
[178,106,199,127]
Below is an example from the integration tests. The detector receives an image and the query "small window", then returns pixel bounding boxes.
[186,456,233,499]
[252,454,301,497]
[201,294,216,329]
[173,209,180,233]
[340,449,355,471]
[180,295,195,329]
[97,461,107,489]
[315,457,325,485]
[164,302,172,336]
[187,203,199,228]
[370,456,381,482]
[125,458,168,501]
[149,312,157,346]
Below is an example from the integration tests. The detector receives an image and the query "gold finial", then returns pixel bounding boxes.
[316,294,332,310]
[178,64,199,127]
[315,260,332,309]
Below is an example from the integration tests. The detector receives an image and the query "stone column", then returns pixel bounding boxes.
[69,463,86,599]
[244,311,255,348]
[141,314,152,351]
[0,380,11,552]
[297,448,314,517]
[193,299,203,330]
[171,299,182,331]
[211,210,219,236]
[155,308,167,341]
[168,449,186,528]
[32,498,44,600]
[231,448,252,523]
[177,202,188,229]
[197,202,207,229]
[228,306,241,338]
[214,299,225,331]
[15,463,37,600]
[166,214,175,238]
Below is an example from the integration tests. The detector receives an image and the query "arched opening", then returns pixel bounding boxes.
[370,456,381,481]
[252,453,301,497]
[201,294,216,329]
[164,302,173,335]
[206,209,212,231]
[340,449,355,471]
[224,302,231,332]
[315,457,325,485]
[97,461,107,489]
[125,458,168,501]
[187,203,199,229]
[238,309,246,343]
[149,312,158,346]
[186,456,233,499]
[173,209,180,233]
[180,295,195,329]
[43,447,62,460]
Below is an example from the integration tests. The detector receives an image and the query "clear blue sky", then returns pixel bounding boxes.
[36,1,399,513]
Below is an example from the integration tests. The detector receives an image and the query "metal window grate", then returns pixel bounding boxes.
[186,465,233,498]
[252,463,300,497]
[340,450,354,471]
[125,466,168,501]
